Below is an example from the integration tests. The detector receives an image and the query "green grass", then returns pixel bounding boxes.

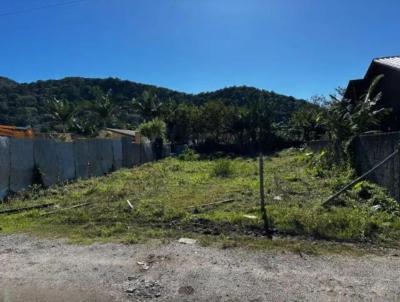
[1,148,400,253]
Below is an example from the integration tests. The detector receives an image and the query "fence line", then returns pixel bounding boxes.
[0,137,170,200]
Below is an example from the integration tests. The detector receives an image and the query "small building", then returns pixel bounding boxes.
[0,125,34,138]
[344,56,400,131]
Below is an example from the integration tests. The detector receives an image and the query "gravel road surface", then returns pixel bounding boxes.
[1,234,399,302]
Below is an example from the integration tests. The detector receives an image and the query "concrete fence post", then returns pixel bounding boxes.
[9,138,34,193]
[0,137,10,200]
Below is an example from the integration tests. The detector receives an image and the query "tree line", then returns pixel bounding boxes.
[0,77,311,153]
[1,76,387,153]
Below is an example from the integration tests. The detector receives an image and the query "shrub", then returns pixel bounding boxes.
[178,148,199,161]
[138,118,167,142]
[351,181,400,215]
[212,159,235,178]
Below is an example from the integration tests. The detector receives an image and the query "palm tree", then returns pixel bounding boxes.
[90,90,118,129]
[131,90,163,121]
[47,98,77,133]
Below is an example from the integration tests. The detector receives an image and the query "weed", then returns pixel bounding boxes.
[178,148,200,161]
[212,159,235,178]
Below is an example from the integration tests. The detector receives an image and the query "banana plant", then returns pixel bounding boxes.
[47,98,77,133]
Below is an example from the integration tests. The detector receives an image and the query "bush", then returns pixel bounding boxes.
[351,181,400,215]
[138,118,167,142]
[212,159,235,178]
[303,150,354,185]
[178,148,199,161]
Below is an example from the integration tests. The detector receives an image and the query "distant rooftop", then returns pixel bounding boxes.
[374,56,400,70]
[106,128,138,137]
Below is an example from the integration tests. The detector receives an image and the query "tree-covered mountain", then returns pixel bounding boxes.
[0,77,17,88]
[0,76,308,131]
[196,86,304,123]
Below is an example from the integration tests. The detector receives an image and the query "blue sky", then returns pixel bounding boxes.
[1,0,400,99]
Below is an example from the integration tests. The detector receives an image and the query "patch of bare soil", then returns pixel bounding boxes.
[1,234,400,302]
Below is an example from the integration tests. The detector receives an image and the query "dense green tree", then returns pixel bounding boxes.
[290,106,326,142]
[164,102,198,145]
[131,90,164,122]
[199,100,235,143]
[90,90,119,129]
[246,97,273,149]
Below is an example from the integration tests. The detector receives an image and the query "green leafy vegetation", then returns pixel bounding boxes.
[212,159,235,178]
[178,148,200,161]
[288,76,390,145]
[1,150,399,249]
[138,118,167,142]
[0,77,311,152]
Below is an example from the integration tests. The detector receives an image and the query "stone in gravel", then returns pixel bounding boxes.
[125,278,162,299]
[178,238,197,245]
[137,261,150,270]
[125,288,136,294]
[178,285,195,295]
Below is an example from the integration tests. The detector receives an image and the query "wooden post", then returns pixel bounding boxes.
[259,153,271,236]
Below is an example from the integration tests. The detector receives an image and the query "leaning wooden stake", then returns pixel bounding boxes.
[259,153,271,237]
[42,202,92,216]
[0,203,55,215]
[186,198,235,210]
[322,146,400,207]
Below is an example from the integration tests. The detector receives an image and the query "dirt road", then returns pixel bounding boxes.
[0,234,399,302]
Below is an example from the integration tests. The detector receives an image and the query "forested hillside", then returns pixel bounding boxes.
[0,76,318,152]
[196,86,302,122]
[0,77,186,128]
[0,77,307,128]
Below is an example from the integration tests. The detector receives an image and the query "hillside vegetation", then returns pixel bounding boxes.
[0,76,306,131]
[1,149,399,252]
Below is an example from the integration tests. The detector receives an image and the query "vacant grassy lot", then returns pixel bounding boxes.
[1,149,400,252]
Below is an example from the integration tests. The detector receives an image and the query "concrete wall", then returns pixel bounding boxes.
[0,137,165,200]
[112,139,123,170]
[308,132,400,201]
[352,133,400,200]
[34,139,59,187]
[10,138,34,193]
[74,140,90,180]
